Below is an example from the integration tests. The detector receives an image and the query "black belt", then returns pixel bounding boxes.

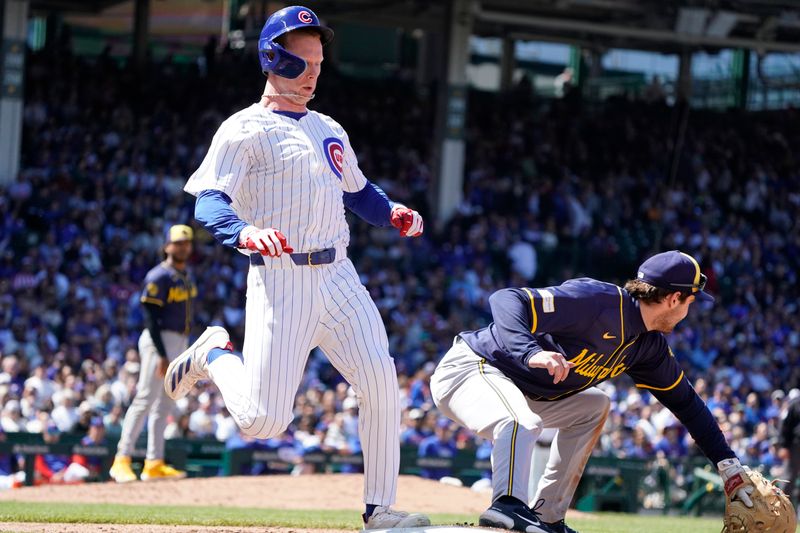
[249,248,336,267]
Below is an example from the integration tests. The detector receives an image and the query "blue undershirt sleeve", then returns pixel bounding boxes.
[194,189,249,248]
[342,181,395,227]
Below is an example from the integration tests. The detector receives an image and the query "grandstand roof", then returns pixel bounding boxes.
[30,0,127,13]
[30,0,800,53]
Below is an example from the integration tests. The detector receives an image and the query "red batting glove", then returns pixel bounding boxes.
[390,206,424,237]
[242,228,294,256]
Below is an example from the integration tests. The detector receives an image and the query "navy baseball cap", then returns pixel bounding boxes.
[636,250,714,302]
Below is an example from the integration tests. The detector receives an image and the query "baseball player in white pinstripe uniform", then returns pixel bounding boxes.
[164,6,429,529]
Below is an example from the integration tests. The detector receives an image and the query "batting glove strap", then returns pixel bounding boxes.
[241,227,294,256]
[238,225,260,247]
[718,457,754,508]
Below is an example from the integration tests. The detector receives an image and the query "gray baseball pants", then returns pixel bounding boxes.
[431,337,610,523]
[116,329,188,460]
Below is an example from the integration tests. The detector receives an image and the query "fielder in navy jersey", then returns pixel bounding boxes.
[109,225,195,483]
[163,5,429,529]
[431,250,756,533]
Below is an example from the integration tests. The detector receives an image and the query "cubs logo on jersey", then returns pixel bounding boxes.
[323,137,344,179]
[298,10,313,23]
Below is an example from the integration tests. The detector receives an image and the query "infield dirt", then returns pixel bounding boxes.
[0,475,492,514]
[0,474,590,532]
[0,524,350,533]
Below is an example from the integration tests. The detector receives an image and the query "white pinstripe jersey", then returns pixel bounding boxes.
[185,103,368,253]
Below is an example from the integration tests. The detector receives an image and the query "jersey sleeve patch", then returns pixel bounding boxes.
[146,282,160,297]
[537,289,555,313]
[322,137,344,180]
[141,274,166,306]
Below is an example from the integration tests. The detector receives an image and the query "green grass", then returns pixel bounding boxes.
[0,501,726,532]
[570,513,722,533]
[0,502,359,528]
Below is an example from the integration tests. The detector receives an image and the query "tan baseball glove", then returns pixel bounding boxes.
[720,465,796,533]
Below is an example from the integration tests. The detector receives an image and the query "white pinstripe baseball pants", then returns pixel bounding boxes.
[207,257,400,506]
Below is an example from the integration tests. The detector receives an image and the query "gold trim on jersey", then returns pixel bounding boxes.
[635,371,685,391]
[521,288,538,333]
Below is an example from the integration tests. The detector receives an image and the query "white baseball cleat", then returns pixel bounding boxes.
[363,506,431,529]
[164,326,229,400]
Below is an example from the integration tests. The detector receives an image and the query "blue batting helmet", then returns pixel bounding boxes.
[258,6,334,79]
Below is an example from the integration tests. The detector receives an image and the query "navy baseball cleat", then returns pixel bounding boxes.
[543,519,579,533]
[478,496,555,533]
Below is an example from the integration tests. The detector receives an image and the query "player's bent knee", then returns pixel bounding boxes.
[131,392,155,408]
[518,414,544,434]
[376,356,399,383]
[579,389,611,416]
[589,394,612,426]
[494,413,542,437]
[356,358,399,394]
[239,412,293,439]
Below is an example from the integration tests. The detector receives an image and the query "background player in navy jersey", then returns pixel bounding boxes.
[109,225,196,483]
[431,250,756,533]
[163,6,428,528]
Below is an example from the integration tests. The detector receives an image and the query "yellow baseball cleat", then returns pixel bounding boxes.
[140,459,187,481]
[109,455,137,483]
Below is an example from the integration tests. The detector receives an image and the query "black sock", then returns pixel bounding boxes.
[365,504,378,519]
[495,495,526,507]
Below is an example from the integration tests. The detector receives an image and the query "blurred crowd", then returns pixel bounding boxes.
[1,41,799,497]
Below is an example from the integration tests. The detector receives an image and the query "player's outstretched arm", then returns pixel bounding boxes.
[624,347,794,524]
[634,361,778,516]
[629,353,737,467]
[338,128,422,237]
[342,181,423,237]
[719,459,796,531]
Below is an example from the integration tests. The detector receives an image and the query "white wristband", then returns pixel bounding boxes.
[238,225,259,246]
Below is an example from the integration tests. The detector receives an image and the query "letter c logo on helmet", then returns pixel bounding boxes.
[258,5,334,79]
